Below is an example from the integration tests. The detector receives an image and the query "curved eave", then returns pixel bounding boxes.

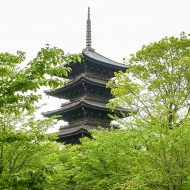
[45,75,107,97]
[58,125,96,137]
[83,49,129,71]
[42,99,127,117]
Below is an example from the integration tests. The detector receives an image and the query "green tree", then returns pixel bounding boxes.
[60,123,190,190]
[106,33,190,189]
[107,32,190,128]
[0,111,63,189]
[59,129,141,190]
[0,46,80,189]
[0,45,78,114]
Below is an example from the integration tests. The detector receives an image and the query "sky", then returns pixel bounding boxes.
[1,0,190,61]
[1,0,190,131]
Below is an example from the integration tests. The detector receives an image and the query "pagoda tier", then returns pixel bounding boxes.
[58,126,93,144]
[45,75,111,103]
[43,98,126,123]
[67,49,129,81]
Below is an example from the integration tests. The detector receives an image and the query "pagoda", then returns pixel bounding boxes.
[43,7,129,144]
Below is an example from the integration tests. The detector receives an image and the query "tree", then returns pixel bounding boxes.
[59,129,141,190]
[0,46,80,189]
[59,123,190,190]
[107,32,190,128]
[0,111,63,189]
[106,33,190,189]
[0,45,79,114]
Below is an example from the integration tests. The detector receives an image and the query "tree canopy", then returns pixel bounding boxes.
[59,124,190,189]
[107,32,190,128]
[0,46,79,189]
[0,45,79,114]
[0,112,62,189]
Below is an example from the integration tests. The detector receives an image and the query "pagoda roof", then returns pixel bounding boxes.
[59,125,96,137]
[43,98,127,117]
[83,48,129,70]
[45,75,107,97]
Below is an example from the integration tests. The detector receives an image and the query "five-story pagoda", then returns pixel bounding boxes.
[43,8,129,144]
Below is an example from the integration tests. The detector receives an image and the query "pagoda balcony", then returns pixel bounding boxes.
[44,75,111,101]
[68,118,111,128]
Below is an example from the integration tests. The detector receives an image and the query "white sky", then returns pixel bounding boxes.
[1,0,190,131]
[1,0,190,61]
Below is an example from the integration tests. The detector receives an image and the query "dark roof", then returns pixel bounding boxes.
[83,48,129,69]
[58,125,96,137]
[45,75,107,96]
[42,98,127,117]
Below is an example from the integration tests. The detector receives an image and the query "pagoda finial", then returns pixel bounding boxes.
[88,7,90,20]
[83,7,94,52]
[86,7,92,49]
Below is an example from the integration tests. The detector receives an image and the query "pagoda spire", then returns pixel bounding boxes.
[85,7,94,51]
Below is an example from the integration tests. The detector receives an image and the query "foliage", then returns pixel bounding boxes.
[137,120,190,189]
[107,32,190,128]
[59,129,137,190]
[60,121,190,190]
[0,112,63,189]
[0,45,79,114]
[0,46,80,189]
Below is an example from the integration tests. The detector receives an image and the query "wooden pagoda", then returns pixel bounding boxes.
[43,7,129,144]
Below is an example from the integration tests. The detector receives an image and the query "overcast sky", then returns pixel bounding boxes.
[1,0,190,131]
[1,0,190,62]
